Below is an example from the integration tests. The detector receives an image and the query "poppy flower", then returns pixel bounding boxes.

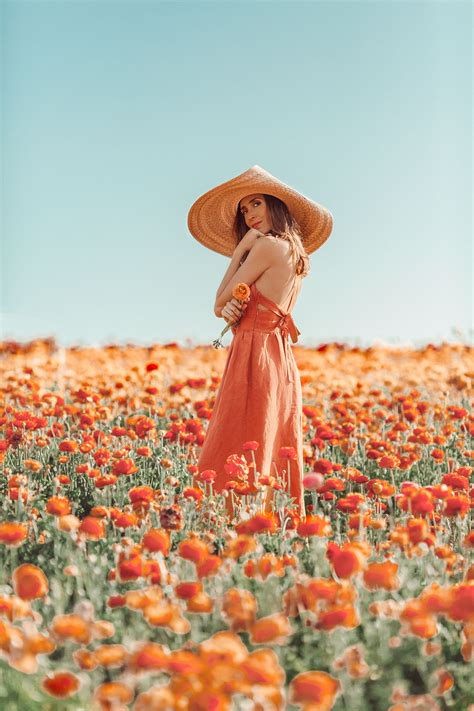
[12,564,49,601]
[289,670,340,709]
[42,671,80,698]
[363,561,400,591]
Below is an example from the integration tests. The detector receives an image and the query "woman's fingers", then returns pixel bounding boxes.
[223,298,248,324]
[223,307,238,323]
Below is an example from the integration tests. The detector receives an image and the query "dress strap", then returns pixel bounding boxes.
[281,268,299,315]
[277,269,301,346]
[251,266,302,347]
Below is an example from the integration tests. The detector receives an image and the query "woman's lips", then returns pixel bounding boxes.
[253,221,262,227]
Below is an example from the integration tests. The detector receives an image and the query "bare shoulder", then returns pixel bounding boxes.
[257,234,279,246]
[257,234,288,256]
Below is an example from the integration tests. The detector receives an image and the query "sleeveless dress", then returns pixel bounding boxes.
[196,268,305,517]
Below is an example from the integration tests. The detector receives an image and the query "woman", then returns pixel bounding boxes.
[187,165,333,518]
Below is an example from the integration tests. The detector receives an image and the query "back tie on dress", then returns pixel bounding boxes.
[253,268,301,344]
[251,271,302,382]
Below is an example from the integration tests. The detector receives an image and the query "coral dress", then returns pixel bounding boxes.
[196,268,305,517]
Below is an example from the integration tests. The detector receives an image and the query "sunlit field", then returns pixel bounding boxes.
[0,337,473,711]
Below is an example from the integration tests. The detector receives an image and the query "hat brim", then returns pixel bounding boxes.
[187,164,333,257]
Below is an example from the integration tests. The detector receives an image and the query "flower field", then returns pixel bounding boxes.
[0,337,473,711]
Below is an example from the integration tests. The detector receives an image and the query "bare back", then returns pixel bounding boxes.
[254,236,302,313]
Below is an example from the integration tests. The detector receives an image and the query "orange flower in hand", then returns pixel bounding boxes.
[212,283,250,349]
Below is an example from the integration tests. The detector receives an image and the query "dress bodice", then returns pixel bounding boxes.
[232,271,301,344]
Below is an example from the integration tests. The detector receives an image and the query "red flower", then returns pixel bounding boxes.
[224,454,249,478]
[313,459,335,474]
[198,469,217,483]
[444,495,470,517]
[279,446,297,460]
[243,441,260,451]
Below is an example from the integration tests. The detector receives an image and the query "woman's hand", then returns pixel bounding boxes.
[221,296,249,325]
[235,227,265,256]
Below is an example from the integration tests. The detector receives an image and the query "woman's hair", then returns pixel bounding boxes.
[233,194,310,277]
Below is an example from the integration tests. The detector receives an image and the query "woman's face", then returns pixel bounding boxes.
[238,193,273,233]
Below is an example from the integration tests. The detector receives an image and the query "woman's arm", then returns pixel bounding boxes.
[214,238,274,313]
[214,244,246,313]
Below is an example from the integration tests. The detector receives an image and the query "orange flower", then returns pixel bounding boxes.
[114,512,139,529]
[196,555,222,578]
[240,647,285,686]
[112,458,138,476]
[107,594,126,609]
[447,582,474,622]
[78,516,106,540]
[95,475,117,489]
[409,615,439,639]
[195,631,248,672]
[89,505,109,518]
[235,512,279,535]
[222,588,258,631]
[186,591,214,614]
[431,668,454,696]
[128,485,154,503]
[233,282,251,301]
[178,537,210,564]
[257,553,285,580]
[94,643,129,668]
[93,681,133,708]
[0,595,33,621]
[188,691,230,710]
[317,605,359,631]
[42,671,80,698]
[289,670,340,710]
[297,515,332,537]
[407,518,430,544]
[128,642,168,672]
[410,489,435,515]
[212,282,250,348]
[249,613,293,645]
[73,648,98,670]
[59,439,79,453]
[0,522,28,546]
[331,544,367,579]
[12,564,49,600]
[363,561,400,591]
[368,479,395,497]
[51,614,91,644]
[166,649,206,675]
[444,495,470,517]
[175,581,202,600]
[118,555,144,581]
[378,455,399,469]
[442,472,469,490]
[45,496,71,516]
[23,459,43,472]
[464,531,474,549]
[142,528,170,555]
[419,583,452,615]
[144,602,183,630]
[223,534,257,559]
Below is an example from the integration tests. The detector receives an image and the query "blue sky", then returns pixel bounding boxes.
[1,0,472,349]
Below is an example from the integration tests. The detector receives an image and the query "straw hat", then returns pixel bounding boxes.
[187,164,333,257]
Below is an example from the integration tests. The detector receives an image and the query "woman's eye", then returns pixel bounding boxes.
[241,200,260,215]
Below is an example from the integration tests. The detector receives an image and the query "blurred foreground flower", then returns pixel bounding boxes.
[212,283,250,349]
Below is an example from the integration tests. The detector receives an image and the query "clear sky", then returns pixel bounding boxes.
[1,0,472,349]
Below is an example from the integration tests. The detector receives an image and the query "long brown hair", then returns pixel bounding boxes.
[233,193,310,277]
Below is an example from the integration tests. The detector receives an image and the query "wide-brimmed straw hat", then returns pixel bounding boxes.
[187,164,333,257]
